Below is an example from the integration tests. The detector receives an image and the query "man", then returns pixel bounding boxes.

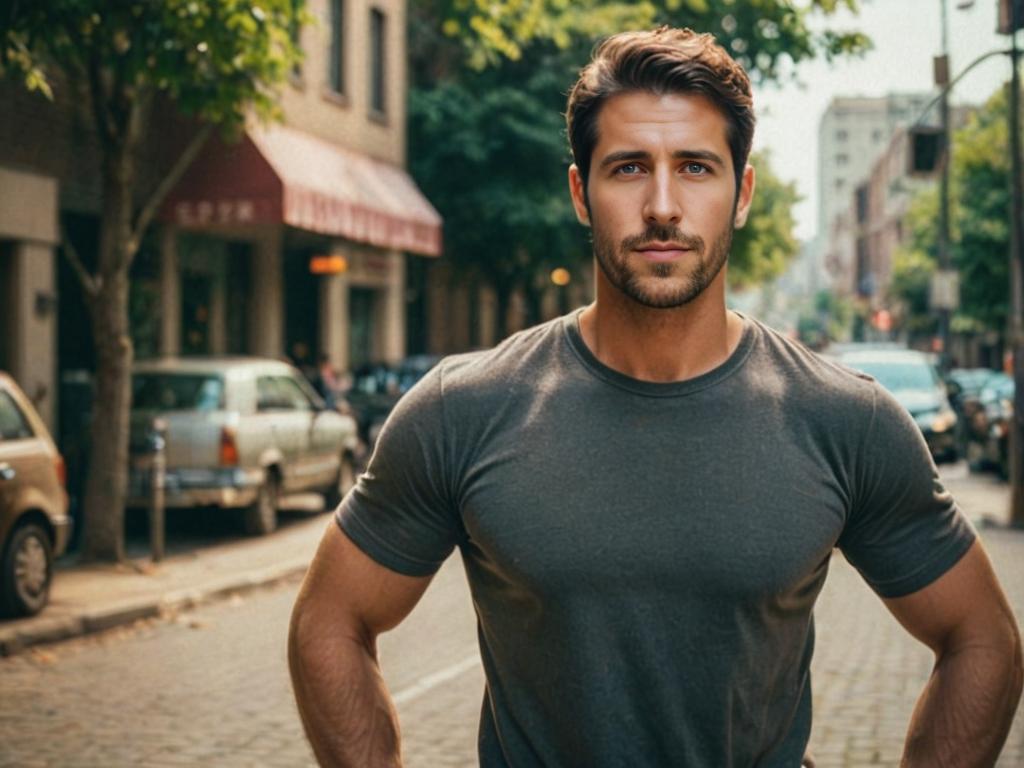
[289,27,1023,767]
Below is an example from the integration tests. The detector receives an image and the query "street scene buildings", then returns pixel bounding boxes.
[1,0,1023,765]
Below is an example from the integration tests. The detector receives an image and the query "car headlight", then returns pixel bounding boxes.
[929,408,957,433]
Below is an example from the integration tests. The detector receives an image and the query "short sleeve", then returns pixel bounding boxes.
[335,363,463,577]
[838,383,976,598]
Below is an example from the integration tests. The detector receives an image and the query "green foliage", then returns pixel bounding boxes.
[953,87,1011,334]
[2,0,306,129]
[410,0,870,81]
[729,151,800,289]
[409,0,868,318]
[890,245,936,335]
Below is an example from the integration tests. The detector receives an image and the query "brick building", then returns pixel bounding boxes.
[0,0,440,435]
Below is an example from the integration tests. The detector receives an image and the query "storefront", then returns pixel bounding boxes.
[158,122,441,374]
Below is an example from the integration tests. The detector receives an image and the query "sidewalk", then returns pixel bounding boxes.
[0,503,331,656]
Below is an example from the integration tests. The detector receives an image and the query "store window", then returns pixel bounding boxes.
[369,8,387,116]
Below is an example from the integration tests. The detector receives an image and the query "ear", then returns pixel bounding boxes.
[733,163,756,229]
[568,164,591,226]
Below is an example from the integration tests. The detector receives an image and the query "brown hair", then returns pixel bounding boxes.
[566,27,755,199]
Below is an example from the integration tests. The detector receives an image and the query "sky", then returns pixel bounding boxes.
[750,0,1016,242]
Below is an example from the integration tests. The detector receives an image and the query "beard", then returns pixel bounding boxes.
[592,219,734,309]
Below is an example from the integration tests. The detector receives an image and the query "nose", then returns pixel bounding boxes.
[642,168,682,226]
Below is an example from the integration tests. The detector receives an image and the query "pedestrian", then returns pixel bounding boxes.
[289,27,1023,767]
[315,354,340,409]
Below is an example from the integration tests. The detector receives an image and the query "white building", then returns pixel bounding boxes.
[816,93,933,294]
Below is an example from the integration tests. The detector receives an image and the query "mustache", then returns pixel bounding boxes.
[620,225,704,253]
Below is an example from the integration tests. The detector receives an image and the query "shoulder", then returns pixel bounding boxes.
[434,315,570,399]
[744,316,881,417]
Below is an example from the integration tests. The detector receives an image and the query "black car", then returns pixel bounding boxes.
[343,356,442,456]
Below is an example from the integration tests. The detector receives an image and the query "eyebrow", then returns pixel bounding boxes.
[598,149,727,168]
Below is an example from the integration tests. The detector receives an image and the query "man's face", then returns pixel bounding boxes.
[569,91,754,309]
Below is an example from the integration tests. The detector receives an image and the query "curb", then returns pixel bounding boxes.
[0,558,310,658]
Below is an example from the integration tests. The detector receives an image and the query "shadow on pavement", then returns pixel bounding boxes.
[57,495,328,567]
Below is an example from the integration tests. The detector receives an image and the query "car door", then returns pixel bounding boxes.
[270,375,325,491]
[254,375,303,492]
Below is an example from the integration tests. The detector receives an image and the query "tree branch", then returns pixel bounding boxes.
[60,222,100,301]
[131,122,214,245]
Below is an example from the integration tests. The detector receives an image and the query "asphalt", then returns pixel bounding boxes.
[0,463,1018,658]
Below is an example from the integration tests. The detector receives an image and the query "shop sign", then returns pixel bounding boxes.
[175,199,257,226]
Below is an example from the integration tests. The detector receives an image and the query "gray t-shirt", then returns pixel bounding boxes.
[337,311,975,767]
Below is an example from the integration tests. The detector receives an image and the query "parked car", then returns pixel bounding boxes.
[0,372,72,618]
[944,367,1001,457]
[128,357,359,535]
[835,348,958,462]
[962,372,1014,479]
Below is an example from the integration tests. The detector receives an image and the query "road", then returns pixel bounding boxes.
[0,463,1022,767]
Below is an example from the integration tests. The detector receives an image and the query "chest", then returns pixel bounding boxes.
[456,388,849,605]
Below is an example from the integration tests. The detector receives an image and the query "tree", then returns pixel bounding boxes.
[409,1,858,334]
[730,150,801,289]
[2,1,305,562]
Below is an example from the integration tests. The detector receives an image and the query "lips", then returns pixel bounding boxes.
[634,242,693,262]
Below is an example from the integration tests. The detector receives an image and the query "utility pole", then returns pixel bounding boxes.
[1008,0,1024,527]
[937,0,953,365]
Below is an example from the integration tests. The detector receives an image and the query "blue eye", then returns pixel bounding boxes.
[683,162,709,175]
[616,163,642,175]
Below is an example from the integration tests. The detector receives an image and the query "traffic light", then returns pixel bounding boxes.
[999,0,1024,33]
[907,126,945,175]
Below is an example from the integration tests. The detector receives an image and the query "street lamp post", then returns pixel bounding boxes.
[1007,1,1024,527]
[937,0,954,364]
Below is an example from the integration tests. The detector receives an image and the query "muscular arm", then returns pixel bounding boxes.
[289,522,433,767]
[883,540,1023,767]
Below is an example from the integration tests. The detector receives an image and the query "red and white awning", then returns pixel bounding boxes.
[162,123,442,257]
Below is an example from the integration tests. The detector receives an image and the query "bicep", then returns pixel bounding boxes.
[882,540,1017,654]
[295,521,434,643]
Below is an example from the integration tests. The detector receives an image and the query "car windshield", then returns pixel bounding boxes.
[980,374,1014,403]
[132,373,225,411]
[844,359,938,392]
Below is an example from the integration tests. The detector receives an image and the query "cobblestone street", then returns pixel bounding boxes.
[0,463,1021,766]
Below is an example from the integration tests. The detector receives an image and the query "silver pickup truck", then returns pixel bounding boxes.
[128,357,359,535]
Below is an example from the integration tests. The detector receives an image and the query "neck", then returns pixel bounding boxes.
[578,265,743,383]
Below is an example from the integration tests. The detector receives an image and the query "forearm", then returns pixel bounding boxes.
[901,635,1023,767]
[289,612,402,768]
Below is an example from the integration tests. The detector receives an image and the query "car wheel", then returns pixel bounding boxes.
[1,522,53,618]
[243,471,279,536]
[324,452,357,510]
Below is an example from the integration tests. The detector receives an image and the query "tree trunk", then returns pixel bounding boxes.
[494,281,511,341]
[523,279,543,328]
[79,141,137,563]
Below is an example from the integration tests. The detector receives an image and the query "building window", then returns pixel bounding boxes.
[836,153,849,166]
[369,8,386,116]
[289,1,303,81]
[836,129,848,141]
[835,178,846,191]
[329,0,344,94]
[872,129,884,143]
